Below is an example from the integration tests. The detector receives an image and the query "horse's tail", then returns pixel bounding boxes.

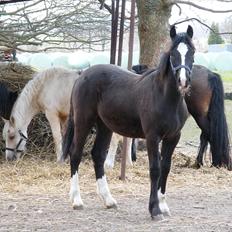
[208,72,231,170]
[62,105,74,161]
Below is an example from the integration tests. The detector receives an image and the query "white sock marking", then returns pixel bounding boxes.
[69,172,83,208]
[158,189,170,216]
[97,175,117,208]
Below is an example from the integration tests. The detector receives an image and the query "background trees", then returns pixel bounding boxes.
[136,0,232,67]
[0,0,111,52]
[208,23,224,45]
[0,0,232,67]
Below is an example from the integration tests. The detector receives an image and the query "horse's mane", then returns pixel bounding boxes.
[11,71,43,124]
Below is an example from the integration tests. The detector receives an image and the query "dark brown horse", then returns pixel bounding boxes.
[62,26,195,220]
[132,64,231,169]
[0,83,18,120]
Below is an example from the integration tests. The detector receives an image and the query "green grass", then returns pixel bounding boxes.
[179,93,232,148]
[217,71,232,82]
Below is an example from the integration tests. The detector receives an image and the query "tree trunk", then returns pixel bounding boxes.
[136,0,172,67]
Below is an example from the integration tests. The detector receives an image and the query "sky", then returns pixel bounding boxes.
[169,0,232,36]
[168,0,232,50]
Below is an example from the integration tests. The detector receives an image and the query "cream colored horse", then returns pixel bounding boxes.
[4,67,133,164]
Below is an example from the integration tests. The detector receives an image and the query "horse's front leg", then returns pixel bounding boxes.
[146,136,163,221]
[158,133,181,217]
[45,111,62,162]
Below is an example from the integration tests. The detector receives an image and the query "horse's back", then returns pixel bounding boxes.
[77,64,138,83]
[73,64,141,99]
[36,68,79,114]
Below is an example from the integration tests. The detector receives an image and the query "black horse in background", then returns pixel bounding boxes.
[0,83,18,120]
[62,25,195,220]
[132,64,231,170]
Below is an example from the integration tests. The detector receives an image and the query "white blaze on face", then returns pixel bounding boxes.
[177,42,188,88]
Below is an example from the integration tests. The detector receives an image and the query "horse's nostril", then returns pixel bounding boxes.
[6,153,17,161]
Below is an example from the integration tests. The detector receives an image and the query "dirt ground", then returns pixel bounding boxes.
[0,150,231,232]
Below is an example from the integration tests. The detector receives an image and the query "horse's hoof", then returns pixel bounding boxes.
[73,204,84,210]
[151,214,165,222]
[104,162,114,170]
[57,155,66,163]
[162,211,171,217]
[57,159,65,164]
[106,203,117,209]
[192,161,202,169]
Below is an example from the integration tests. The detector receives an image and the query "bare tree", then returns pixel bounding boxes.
[0,0,111,52]
[136,0,171,67]
[136,0,232,67]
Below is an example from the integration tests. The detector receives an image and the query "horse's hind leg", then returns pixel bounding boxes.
[104,133,120,169]
[92,119,117,208]
[105,134,133,169]
[69,119,94,210]
[196,132,208,167]
[126,138,133,166]
[158,133,181,217]
[194,116,210,167]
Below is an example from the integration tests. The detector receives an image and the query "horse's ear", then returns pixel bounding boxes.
[170,25,176,40]
[1,117,8,124]
[187,25,193,38]
[9,116,15,126]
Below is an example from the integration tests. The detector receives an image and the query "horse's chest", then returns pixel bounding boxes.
[156,106,187,138]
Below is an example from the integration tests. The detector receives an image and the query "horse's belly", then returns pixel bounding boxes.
[99,111,145,138]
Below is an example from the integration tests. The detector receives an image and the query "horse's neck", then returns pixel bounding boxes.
[13,102,39,130]
[12,79,41,129]
[160,68,183,105]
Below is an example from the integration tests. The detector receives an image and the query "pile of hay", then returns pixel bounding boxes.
[0,62,35,90]
[0,62,96,160]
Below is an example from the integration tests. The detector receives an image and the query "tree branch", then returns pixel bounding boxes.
[98,0,112,14]
[0,0,32,5]
[173,0,232,13]
[172,17,232,35]
[0,0,112,51]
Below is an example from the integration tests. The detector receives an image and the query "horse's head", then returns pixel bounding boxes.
[4,116,27,161]
[169,25,195,95]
